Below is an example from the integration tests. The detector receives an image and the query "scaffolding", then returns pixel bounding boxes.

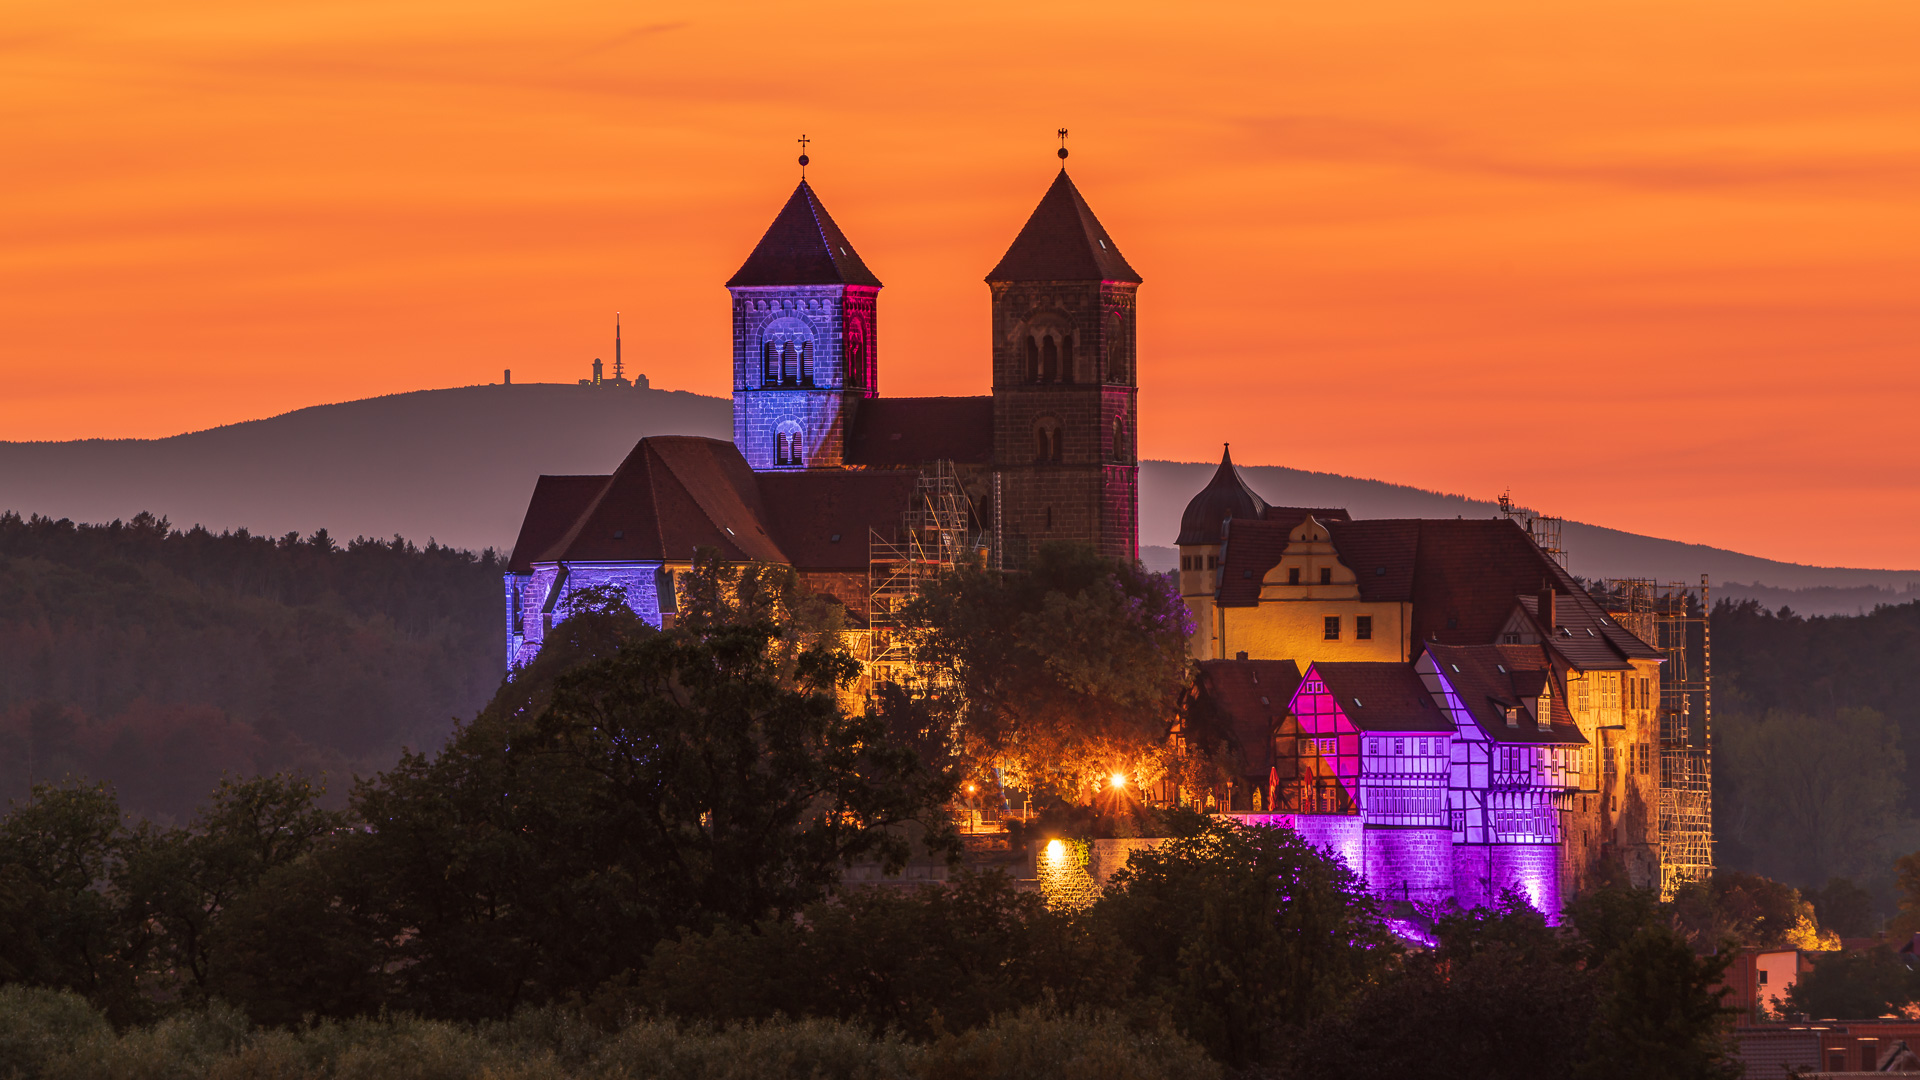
[1498,490,1567,568]
[1600,576,1714,897]
[867,460,976,688]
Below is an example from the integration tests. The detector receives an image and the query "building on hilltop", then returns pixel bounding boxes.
[578,315,650,389]
[505,159,1143,666]
[1174,444,1698,911]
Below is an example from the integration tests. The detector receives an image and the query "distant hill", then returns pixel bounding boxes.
[3,384,1913,615]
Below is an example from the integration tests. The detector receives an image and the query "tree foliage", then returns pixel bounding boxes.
[1094,811,1396,1066]
[901,542,1192,796]
[0,511,502,821]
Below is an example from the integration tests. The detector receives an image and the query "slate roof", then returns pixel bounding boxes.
[1309,662,1452,733]
[508,436,930,583]
[985,171,1142,283]
[758,470,916,571]
[845,397,994,467]
[1177,445,1270,546]
[1515,594,1638,671]
[1191,659,1303,775]
[1425,643,1588,744]
[727,181,882,288]
[506,475,608,574]
[541,437,787,565]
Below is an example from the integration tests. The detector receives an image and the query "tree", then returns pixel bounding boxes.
[118,774,348,999]
[244,616,958,1020]
[1716,705,1908,885]
[1094,811,1395,1067]
[1290,893,1593,1080]
[633,871,1132,1038]
[1786,945,1920,1020]
[902,541,1192,797]
[1807,877,1878,937]
[0,784,140,1021]
[1582,924,1739,1080]
[1671,872,1833,951]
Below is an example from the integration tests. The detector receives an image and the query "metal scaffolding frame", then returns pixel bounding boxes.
[867,460,975,688]
[1498,490,1567,568]
[1600,576,1714,897]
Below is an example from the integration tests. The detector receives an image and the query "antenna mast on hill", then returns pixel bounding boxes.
[614,314,623,382]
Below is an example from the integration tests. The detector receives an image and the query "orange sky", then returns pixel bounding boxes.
[3,0,1918,567]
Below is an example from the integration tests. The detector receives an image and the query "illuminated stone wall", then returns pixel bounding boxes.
[1362,827,1453,904]
[1452,842,1562,921]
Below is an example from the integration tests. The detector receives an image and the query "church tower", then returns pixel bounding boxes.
[727,181,881,471]
[986,168,1142,566]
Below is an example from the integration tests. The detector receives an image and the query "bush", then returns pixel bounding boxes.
[0,986,110,1080]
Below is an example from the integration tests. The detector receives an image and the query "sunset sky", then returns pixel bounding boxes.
[3,0,1918,567]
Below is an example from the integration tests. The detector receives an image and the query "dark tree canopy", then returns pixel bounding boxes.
[901,541,1192,797]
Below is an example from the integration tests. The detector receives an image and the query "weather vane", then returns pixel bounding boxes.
[798,134,810,179]
[1057,128,1069,166]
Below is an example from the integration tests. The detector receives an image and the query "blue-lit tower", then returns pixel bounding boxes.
[726,180,881,471]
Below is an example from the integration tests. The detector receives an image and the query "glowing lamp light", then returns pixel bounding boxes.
[1045,838,1067,866]
[965,783,976,794]
[1110,772,1127,791]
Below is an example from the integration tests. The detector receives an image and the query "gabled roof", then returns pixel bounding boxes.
[984,171,1142,284]
[1309,662,1452,733]
[727,181,882,288]
[1425,643,1586,744]
[757,470,917,572]
[506,475,608,574]
[1513,595,1637,671]
[539,436,787,565]
[1176,445,1271,546]
[1192,659,1303,775]
[845,397,994,467]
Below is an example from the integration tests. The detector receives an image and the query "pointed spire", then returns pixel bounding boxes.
[986,170,1141,284]
[727,181,881,288]
[1177,443,1269,546]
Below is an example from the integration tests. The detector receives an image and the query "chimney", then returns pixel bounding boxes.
[1537,585,1556,634]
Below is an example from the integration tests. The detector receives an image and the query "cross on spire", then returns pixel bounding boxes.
[797,134,810,178]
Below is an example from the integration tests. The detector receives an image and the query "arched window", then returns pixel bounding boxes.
[781,342,797,385]
[846,329,864,388]
[776,423,804,467]
[1107,312,1127,383]
[1061,335,1075,383]
[800,341,814,386]
[1034,417,1062,463]
[762,342,777,386]
[1041,336,1059,383]
[1113,415,1127,462]
[1025,336,1040,383]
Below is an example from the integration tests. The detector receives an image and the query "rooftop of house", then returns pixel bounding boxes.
[1425,642,1588,744]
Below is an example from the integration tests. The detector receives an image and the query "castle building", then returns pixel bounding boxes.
[1177,446,1669,910]
[505,162,1143,665]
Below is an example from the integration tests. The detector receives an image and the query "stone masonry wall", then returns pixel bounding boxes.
[1363,827,1453,904]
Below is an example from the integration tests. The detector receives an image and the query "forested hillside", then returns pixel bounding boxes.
[1712,598,1920,902]
[0,511,501,822]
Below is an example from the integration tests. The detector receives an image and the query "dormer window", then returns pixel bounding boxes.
[1504,706,1520,727]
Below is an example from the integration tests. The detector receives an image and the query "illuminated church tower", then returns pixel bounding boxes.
[727,180,882,471]
[986,162,1142,566]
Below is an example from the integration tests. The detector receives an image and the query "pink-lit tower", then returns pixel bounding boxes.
[985,147,1142,566]
[726,177,881,472]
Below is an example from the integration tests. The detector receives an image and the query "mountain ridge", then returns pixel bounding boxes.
[3,383,1911,614]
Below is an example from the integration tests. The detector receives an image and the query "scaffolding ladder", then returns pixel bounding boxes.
[1601,576,1714,897]
[867,461,975,689]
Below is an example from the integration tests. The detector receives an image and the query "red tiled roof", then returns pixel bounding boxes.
[540,436,787,566]
[1216,518,1291,605]
[726,181,882,288]
[757,470,918,572]
[506,475,608,574]
[1425,643,1587,744]
[1192,659,1303,775]
[1309,662,1452,732]
[984,171,1142,284]
[1515,595,1638,671]
[845,397,994,467]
